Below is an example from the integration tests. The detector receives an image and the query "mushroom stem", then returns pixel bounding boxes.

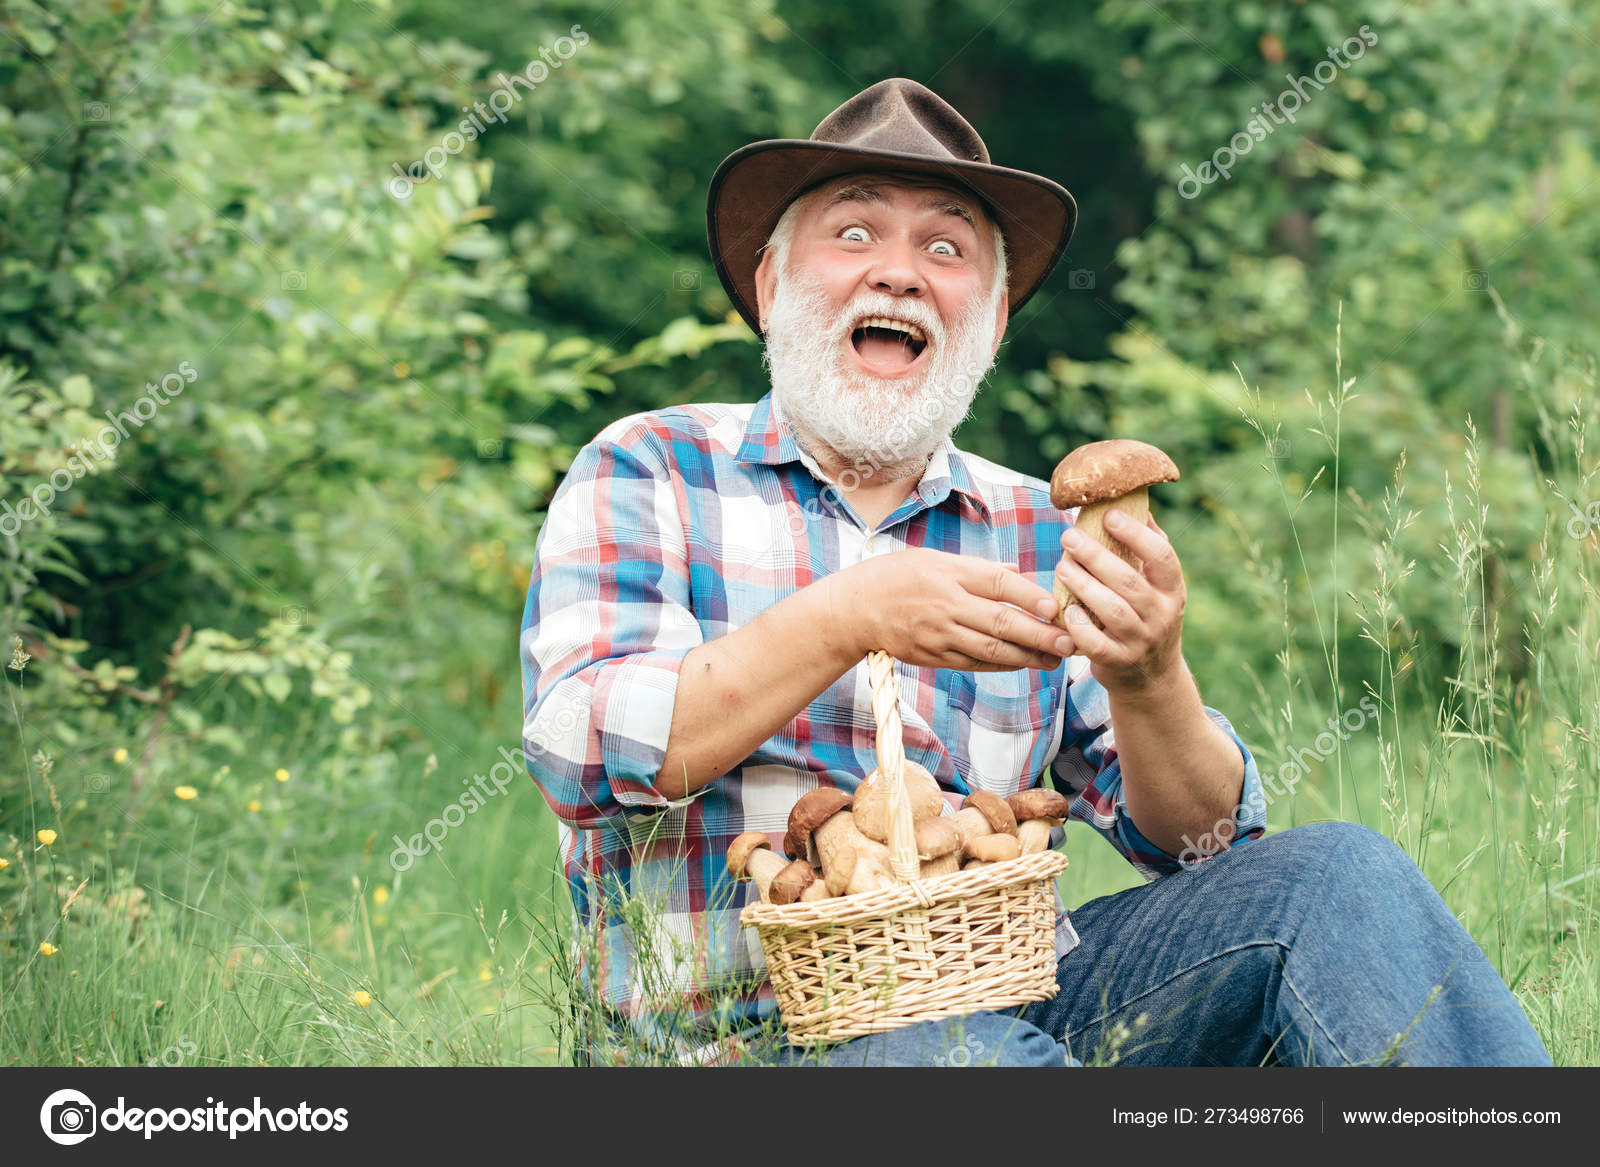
[1007,791,1070,856]
[814,812,896,894]
[824,847,858,898]
[726,832,791,902]
[947,806,996,850]
[1017,819,1054,854]
[964,833,1022,865]
[1054,488,1149,630]
[914,817,962,878]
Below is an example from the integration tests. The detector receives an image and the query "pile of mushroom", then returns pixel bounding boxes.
[726,769,1072,904]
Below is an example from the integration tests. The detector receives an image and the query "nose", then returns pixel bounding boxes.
[865,235,925,299]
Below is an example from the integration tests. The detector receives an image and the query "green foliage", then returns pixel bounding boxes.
[2,0,1597,1065]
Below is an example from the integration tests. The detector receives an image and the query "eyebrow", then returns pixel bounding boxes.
[821,183,979,230]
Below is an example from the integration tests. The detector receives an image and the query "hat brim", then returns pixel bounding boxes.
[706,139,1078,336]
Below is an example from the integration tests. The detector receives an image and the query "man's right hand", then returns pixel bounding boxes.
[835,548,1072,672]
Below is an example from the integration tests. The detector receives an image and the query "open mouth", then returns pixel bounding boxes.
[848,315,930,374]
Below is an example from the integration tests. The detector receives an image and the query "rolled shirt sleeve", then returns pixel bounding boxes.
[1049,659,1266,879]
[519,419,706,830]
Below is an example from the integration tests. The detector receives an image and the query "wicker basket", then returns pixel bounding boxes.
[740,649,1069,1045]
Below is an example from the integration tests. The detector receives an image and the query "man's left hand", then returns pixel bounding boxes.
[1054,509,1186,695]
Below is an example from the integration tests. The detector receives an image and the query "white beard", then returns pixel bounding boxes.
[762,264,1002,481]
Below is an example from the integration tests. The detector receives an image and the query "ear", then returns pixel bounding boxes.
[990,286,1009,358]
[754,249,777,333]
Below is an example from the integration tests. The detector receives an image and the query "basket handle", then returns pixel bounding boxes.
[866,649,919,883]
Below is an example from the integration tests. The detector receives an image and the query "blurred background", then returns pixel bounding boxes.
[3,0,1597,1065]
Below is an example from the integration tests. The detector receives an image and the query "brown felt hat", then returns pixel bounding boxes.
[706,77,1078,336]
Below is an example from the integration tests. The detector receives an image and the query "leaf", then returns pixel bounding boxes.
[61,375,94,408]
[263,673,292,702]
[276,62,312,95]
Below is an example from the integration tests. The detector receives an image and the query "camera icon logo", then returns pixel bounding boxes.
[280,605,307,627]
[1068,269,1095,290]
[672,270,700,290]
[477,438,504,458]
[1463,269,1489,290]
[81,102,111,124]
[280,270,308,292]
[85,773,111,794]
[40,1088,97,1145]
[1266,438,1292,460]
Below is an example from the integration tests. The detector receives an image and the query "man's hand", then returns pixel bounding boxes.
[838,548,1071,672]
[1053,510,1186,694]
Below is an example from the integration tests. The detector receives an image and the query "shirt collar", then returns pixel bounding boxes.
[735,391,992,523]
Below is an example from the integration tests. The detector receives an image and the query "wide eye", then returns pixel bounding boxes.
[840,226,870,242]
[929,239,958,256]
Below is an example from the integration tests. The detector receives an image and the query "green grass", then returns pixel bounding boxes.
[4,327,1598,1066]
[0,680,572,1066]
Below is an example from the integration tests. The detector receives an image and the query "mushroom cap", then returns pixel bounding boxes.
[768,858,817,905]
[1051,440,1179,509]
[962,790,1019,836]
[785,787,853,863]
[726,831,774,878]
[853,759,947,842]
[913,816,961,861]
[965,833,1023,863]
[1007,789,1071,824]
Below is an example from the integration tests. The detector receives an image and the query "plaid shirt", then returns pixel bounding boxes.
[519,390,1265,1062]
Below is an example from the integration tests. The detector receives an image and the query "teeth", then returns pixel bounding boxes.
[854,316,927,344]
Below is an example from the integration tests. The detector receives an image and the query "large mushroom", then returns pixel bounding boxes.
[726,832,794,903]
[769,857,818,904]
[1050,439,1180,631]
[1008,789,1070,854]
[947,790,1018,851]
[788,788,895,895]
[963,833,1022,869]
[852,758,947,843]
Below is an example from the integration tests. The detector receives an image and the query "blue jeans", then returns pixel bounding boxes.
[746,822,1552,1066]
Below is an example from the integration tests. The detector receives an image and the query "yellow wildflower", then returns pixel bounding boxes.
[372,886,389,905]
[353,990,372,1008]
[0,857,9,870]
[274,768,290,783]
[113,747,129,763]
[175,785,198,801]
[36,829,56,846]
[40,941,58,956]
[247,799,262,814]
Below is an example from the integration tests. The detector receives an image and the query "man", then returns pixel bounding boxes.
[519,78,1550,1066]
